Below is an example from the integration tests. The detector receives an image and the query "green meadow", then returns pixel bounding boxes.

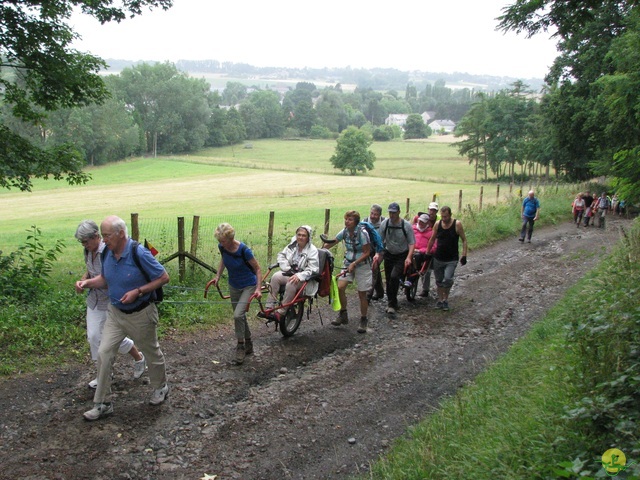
[0,137,510,254]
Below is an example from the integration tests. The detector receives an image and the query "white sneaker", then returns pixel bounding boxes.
[133,353,146,379]
[88,378,98,389]
[149,384,169,406]
[83,402,113,421]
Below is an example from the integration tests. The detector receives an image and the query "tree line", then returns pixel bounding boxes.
[2,61,475,172]
[452,0,640,202]
[1,0,639,203]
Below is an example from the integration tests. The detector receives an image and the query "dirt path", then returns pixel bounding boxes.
[0,217,632,480]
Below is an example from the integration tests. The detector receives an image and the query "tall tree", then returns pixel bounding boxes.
[498,0,635,180]
[112,63,211,154]
[453,94,490,181]
[330,126,376,175]
[404,114,428,139]
[246,90,285,138]
[0,0,172,190]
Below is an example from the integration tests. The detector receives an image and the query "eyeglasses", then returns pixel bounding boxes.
[101,231,116,239]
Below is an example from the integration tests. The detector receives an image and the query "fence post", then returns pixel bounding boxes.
[458,190,463,214]
[509,183,513,194]
[432,193,437,202]
[324,209,331,236]
[479,186,484,212]
[267,211,275,264]
[496,184,500,205]
[131,213,139,241]
[190,216,200,274]
[177,217,185,282]
[405,198,410,219]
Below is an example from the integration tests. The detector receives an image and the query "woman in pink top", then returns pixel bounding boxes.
[411,213,437,297]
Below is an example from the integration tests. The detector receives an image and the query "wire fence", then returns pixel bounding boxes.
[133,182,581,284]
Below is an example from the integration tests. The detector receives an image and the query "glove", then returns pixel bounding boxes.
[320,234,329,243]
[460,256,467,266]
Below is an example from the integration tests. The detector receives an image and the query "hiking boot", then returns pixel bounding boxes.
[419,291,430,298]
[133,353,146,379]
[234,343,246,364]
[435,301,444,309]
[331,310,348,326]
[245,339,254,356]
[83,402,113,421]
[385,306,396,314]
[88,378,98,389]
[149,384,169,405]
[357,317,368,333]
[442,301,449,311]
[518,238,524,242]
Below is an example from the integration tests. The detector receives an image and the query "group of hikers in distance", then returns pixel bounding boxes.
[73,202,470,420]
[571,191,626,229]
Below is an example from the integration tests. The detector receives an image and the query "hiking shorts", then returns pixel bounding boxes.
[340,261,372,292]
[433,258,458,289]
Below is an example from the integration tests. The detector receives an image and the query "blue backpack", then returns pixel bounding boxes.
[356,221,385,254]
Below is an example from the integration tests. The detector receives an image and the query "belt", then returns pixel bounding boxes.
[119,301,151,314]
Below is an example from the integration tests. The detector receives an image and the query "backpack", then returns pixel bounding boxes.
[218,243,255,274]
[341,222,384,255]
[102,240,164,302]
[383,218,409,242]
[316,248,335,297]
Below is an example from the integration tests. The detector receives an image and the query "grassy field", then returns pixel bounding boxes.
[0,137,526,254]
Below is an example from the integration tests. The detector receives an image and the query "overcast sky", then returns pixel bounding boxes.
[70,0,558,79]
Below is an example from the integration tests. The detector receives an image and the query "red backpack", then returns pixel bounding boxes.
[316,248,334,297]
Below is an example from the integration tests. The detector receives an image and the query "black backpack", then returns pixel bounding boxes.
[102,240,164,302]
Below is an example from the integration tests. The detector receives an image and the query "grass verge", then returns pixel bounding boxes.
[363,219,640,480]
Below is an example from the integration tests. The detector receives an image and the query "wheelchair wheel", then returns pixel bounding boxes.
[405,279,418,302]
[279,301,304,337]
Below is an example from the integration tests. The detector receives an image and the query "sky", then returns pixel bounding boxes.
[70,0,558,79]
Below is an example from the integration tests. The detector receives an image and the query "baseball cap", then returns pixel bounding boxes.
[428,202,439,210]
[418,213,430,223]
[388,202,400,213]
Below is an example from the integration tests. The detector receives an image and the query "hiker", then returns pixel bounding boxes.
[376,202,415,315]
[74,220,146,390]
[519,190,540,243]
[77,215,170,421]
[210,223,263,365]
[265,225,319,321]
[412,201,440,225]
[572,193,586,227]
[412,213,437,298]
[595,192,610,228]
[322,211,372,333]
[582,191,595,227]
[426,206,468,311]
[364,204,385,302]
